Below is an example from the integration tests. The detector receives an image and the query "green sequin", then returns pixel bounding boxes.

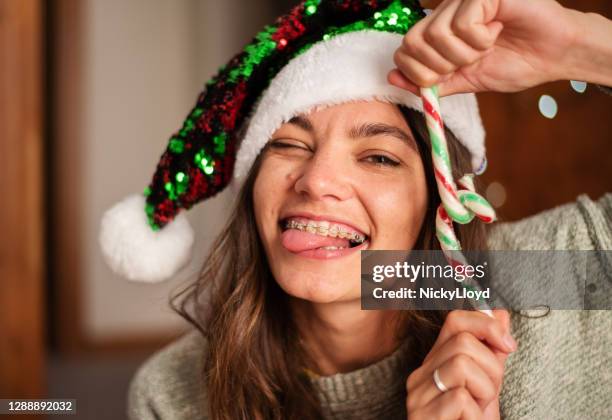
[145,202,160,230]
[169,138,184,154]
[376,1,418,32]
[304,0,321,15]
[195,149,209,170]
[195,149,215,175]
[175,171,189,195]
[164,182,177,200]
[145,202,155,216]
[228,25,278,83]
[143,186,152,197]
[178,116,197,138]
[327,0,418,37]
[213,132,228,154]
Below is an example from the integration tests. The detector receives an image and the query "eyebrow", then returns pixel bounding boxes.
[349,122,418,152]
[287,115,418,152]
[288,115,314,132]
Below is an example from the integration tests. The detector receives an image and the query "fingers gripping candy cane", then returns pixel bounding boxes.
[421,86,497,315]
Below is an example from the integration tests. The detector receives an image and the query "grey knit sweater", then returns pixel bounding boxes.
[128,193,612,420]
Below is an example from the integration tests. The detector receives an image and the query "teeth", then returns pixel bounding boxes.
[284,218,366,243]
[319,245,345,250]
[317,221,329,235]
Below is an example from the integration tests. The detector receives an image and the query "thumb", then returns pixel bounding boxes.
[387,69,421,96]
[389,68,479,97]
[491,309,511,333]
[490,309,514,362]
[490,310,513,387]
[487,20,504,41]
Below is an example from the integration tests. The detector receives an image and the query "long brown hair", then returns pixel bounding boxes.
[171,106,488,419]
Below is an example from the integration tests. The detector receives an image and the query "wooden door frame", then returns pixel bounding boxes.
[51,0,84,355]
[0,0,45,398]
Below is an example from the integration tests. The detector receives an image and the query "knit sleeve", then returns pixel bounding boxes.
[126,330,209,420]
[491,199,612,418]
[486,193,612,251]
[127,364,163,420]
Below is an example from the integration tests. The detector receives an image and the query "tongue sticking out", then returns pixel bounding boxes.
[281,229,351,252]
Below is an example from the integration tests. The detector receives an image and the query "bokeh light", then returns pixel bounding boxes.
[485,181,507,208]
[538,95,558,119]
[570,80,587,93]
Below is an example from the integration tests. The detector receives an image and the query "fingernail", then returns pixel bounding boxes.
[503,334,517,352]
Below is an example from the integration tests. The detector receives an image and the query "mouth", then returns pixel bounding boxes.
[278,215,370,259]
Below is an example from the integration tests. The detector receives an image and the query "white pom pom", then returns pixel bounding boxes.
[99,194,194,283]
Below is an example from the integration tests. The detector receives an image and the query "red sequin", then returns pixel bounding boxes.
[220,81,247,130]
[181,167,209,208]
[272,5,306,46]
[155,199,176,225]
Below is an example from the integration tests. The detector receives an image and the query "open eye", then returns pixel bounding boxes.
[362,154,400,167]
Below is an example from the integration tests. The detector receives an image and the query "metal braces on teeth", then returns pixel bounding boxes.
[284,219,366,243]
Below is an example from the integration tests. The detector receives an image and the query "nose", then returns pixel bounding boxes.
[293,148,353,201]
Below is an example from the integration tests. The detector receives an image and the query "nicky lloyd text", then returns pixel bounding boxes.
[372,286,490,301]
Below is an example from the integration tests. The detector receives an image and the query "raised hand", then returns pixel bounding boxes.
[390,0,611,96]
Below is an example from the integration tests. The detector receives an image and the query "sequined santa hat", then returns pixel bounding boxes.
[100,0,487,283]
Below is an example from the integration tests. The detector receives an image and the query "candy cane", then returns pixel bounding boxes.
[421,86,497,315]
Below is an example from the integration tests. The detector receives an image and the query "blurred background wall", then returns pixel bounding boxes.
[51,0,290,352]
[1,0,610,419]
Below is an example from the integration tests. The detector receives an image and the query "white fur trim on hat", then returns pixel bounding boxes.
[99,194,194,283]
[233,30,485,183]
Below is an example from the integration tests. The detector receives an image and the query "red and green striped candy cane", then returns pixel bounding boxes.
[421,85,496,315]
[421,85,496,247]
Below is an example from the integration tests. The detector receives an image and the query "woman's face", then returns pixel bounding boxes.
[253,101,428,303]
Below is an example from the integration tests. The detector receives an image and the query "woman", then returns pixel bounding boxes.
[170,102,516,419]
[99,0,612,418]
